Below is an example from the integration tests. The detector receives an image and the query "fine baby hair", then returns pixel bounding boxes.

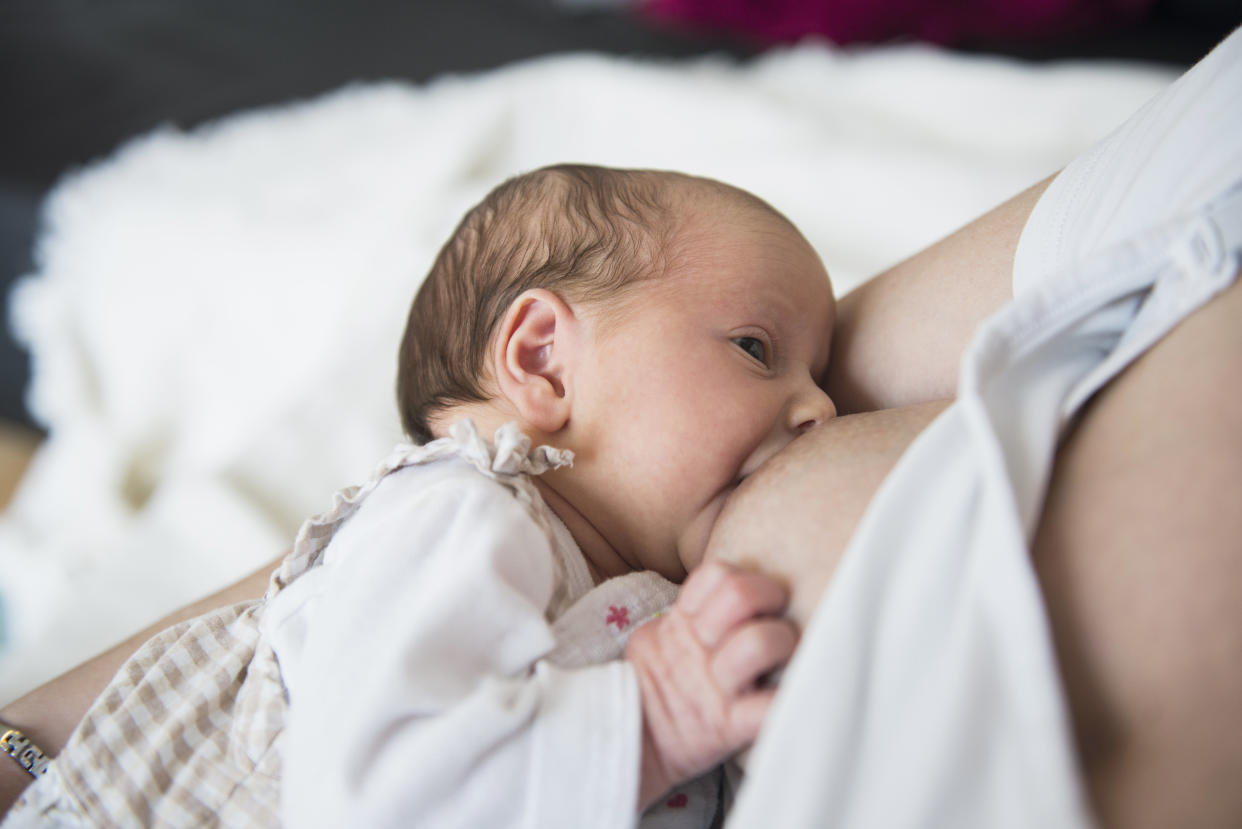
[397,163,796,444]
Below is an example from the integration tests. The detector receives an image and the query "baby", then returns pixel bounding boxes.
[3,164,836,829]
[275,164,836,827]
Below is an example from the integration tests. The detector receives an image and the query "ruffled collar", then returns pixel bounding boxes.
[269,419,573,598]
[440,419,573,477]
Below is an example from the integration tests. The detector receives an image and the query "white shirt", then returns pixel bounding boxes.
[263,421,714,828]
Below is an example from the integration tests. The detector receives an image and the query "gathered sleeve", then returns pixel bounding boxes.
[271,466,641,829]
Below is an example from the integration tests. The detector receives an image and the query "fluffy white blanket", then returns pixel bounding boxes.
[0,43,1174,702]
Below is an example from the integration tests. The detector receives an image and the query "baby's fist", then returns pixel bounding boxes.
[626,561,798,807]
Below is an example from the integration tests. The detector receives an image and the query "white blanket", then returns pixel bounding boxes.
[0,43,1174,704]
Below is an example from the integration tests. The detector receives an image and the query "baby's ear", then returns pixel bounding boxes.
[492,288,578,434]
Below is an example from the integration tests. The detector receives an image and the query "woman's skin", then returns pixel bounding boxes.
[1031,271,1242,829]
[707,400,950,627]
[824,177,1047,414]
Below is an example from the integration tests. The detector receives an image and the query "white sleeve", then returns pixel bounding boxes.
[278,468,641,829]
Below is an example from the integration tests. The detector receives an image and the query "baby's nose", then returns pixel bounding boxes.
[790,383,837,434]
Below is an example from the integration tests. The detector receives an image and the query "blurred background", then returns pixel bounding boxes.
[0,0,1237,698]
[1,0,1237,440]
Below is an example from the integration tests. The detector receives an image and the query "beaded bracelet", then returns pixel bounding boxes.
[0,723,50,778]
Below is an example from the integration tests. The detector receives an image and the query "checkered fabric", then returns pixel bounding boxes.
[4,452,363,826]
[64,603,284,826]
[1,599,287,827]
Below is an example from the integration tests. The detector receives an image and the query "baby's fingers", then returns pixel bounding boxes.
[726,688,779,750]
[678,561,789,647]
[712,618,798,695]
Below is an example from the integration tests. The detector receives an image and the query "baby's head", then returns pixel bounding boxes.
[398,164,836,581]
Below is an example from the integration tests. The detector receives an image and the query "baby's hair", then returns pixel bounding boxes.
[397,163,794,444]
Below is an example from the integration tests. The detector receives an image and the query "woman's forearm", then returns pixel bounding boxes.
[0,555,280,815]
[825,176,1053,415]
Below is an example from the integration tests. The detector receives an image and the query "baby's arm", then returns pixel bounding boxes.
[281,471,651,829]
[625,561,797,808]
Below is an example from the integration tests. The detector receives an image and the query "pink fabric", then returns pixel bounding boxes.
[640,0,1156,46]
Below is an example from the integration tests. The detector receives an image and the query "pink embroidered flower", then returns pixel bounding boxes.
[606,605,630,630]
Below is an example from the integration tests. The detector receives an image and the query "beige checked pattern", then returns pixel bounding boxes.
[53,602,285,826]
[6,450,386,826]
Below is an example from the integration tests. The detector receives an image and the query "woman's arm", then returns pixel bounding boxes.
[727,174,1054,592]
[0,555,279,815]
[825,175,1054,415]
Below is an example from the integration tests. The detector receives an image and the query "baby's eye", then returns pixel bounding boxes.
[733,336,768,365]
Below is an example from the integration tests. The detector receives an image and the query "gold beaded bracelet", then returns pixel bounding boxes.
[0,722,50,778]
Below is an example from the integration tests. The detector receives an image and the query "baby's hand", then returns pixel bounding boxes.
[626,561,798,808]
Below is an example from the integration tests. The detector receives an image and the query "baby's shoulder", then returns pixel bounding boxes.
[372,455,530,514]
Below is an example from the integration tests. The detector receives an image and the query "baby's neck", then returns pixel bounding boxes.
[532,477,636,585]
[434,410,636,583]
